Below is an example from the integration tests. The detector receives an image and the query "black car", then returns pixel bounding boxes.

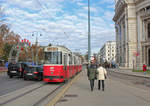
[24,66,43,81]
[7,62,27,78]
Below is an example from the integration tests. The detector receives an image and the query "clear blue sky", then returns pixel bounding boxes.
[0,0,115,54]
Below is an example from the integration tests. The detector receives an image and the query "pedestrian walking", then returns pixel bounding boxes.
[87,59,97,91]
[143,64,147,74]
[97,64,107,91]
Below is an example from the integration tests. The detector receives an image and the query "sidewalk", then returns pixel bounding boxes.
[55,70,150,106]
[109,68,150,78]
[0,67,7,72]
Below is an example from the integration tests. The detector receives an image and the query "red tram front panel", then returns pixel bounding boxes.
[43,65,65,82]
[43,65,73,82]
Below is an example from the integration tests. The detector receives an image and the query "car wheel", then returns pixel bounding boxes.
[38,76,42,81]
[24,77,27,80]
[9,75,13,78]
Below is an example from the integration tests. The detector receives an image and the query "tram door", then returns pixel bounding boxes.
[63,54,68,80]
[68,54,72,78]
[148,49,150,66]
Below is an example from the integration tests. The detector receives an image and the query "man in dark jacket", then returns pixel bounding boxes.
[87,60,97,91]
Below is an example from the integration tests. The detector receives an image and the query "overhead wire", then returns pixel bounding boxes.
[35,0,52,19]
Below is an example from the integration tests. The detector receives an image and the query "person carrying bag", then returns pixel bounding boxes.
[97,64,107,91]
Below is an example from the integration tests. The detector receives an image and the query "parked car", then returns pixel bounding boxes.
[7,63,23,78]
[24,66,43,81]
[7,62,28,78]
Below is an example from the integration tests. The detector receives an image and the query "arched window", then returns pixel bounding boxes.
[148,23,150,38]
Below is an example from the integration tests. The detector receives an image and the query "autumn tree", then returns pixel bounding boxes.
[19,49,27,62]
[48,43,52,46]
[30,44,44,64]
[38,47,44,64]
[2,43,13,61]
[0,7,6,57]
[0,24,21,62]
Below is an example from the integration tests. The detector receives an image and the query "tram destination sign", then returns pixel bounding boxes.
[47,47,58,51]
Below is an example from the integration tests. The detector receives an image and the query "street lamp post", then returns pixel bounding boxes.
[32,32,42,65]
[88,0,91,64]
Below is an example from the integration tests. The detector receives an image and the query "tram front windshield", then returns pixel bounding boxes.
[45,52,62,64]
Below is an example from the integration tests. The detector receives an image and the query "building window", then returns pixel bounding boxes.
[148,23,150,38]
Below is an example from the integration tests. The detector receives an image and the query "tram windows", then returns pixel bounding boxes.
[57,52,62,64]
[44,52,62,64]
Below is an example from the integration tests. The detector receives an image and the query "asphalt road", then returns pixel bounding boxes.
[0,72,65,106]
[0,66,86,106]
[0,72,37,96]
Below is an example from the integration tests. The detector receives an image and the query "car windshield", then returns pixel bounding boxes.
[37,67,43,72]
[44,52,62,64]
[26,67,37,72]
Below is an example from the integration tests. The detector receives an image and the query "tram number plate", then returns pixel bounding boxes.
[27,73,33,75]
[11,71,17,73]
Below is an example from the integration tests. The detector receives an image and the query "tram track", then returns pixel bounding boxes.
[0,81,65,106]
[33,83,64,106]
[0,83,46,106]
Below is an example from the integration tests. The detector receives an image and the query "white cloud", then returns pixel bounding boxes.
[99,0,114,4]
[83,6,98,14]
[103,11,115,21]
[77,2,86,6]
[107,4,115,9]
[2,0,115,54]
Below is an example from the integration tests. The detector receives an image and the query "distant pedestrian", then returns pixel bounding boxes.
[97,64,107,91]
[143,64,147,74]
[87,59,97,91]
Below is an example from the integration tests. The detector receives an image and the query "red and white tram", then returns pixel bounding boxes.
[43,45,82,82]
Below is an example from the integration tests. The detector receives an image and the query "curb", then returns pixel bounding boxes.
[111,70,150,79]
[0,71,7,74]
[46,71,82,106]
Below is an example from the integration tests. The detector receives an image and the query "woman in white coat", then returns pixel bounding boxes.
[97,64,107,91]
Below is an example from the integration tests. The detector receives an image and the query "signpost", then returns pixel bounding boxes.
[133,51,140,70]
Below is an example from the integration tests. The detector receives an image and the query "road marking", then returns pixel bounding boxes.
[46,72,82,106]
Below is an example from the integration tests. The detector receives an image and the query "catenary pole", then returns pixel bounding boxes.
[88,0,91,63]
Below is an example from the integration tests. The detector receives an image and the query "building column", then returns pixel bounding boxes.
[127,3,138,68]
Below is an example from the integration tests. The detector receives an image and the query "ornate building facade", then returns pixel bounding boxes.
[113,0,150,69]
